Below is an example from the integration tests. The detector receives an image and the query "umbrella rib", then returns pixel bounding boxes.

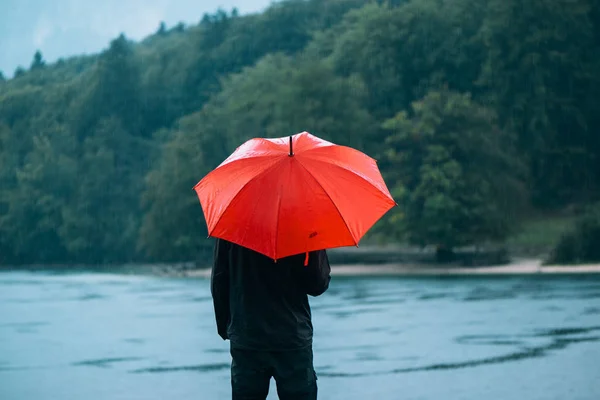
[294,159,359,246]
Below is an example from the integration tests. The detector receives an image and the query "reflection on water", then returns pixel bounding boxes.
[1,271,600,399]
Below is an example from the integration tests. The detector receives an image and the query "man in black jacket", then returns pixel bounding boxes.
[211,238,331,400]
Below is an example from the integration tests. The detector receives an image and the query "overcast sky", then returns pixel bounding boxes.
[0,0,274,77]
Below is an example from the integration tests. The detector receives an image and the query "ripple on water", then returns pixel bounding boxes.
[463,287,515,301]
[355,352,382,361]
[0,321,49,328]
[319,325,600,378]
[389,335,600,374]
[326,306,386,319]
[541,305,564,312]
[418,293,450,300]
[583,306,600,315]
[205,348,228,354]
[320,334,600,378]
[3,272,600,399]
[535,326,600,337]
[455,334,526,347]
[123,338,146,344]
[75,293,106,301]
[72,357,143,368]
[131,363,229,373]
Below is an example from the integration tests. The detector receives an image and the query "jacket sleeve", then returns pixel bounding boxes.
[211,238,230,340]
[302,250,331,297]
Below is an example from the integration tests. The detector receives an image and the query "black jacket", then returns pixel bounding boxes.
[211,238,331,350]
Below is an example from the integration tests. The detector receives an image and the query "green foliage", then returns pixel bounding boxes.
[1,124,74,263]
[60,117,151,263]
[156,22,167,36]
[313,0,487,119]
[382,90,525,248]
[13,67,25,78]
[138,118,211,262]
[30,51,45,70]
[477,0,600,206]
[214,54,373,150]
[73,35,142,137]
[0,0,599,265]
[547,203,600,264]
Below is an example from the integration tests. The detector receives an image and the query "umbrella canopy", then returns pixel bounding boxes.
[194,132,396,260]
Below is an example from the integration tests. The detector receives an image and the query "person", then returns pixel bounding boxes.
[211,238,331,400]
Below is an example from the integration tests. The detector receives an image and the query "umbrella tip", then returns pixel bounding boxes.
[289,135,294,156]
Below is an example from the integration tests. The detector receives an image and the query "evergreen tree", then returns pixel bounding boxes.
[30,50,45,70]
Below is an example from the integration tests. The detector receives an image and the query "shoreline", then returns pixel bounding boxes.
[3,259,600,278]
[181,259,600,278]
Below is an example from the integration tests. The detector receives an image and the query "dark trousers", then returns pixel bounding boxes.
[230,345,317,400]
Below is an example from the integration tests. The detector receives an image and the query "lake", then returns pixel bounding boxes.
[1,270,600,399]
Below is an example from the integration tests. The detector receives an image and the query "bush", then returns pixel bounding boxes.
[546,203,600,265]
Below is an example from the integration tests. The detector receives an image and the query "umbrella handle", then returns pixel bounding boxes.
[304,252,309,266]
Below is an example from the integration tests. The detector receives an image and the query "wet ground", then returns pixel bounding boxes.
[1,271,600,399]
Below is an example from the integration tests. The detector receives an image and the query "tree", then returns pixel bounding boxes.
[1,0,365,266]
[138,120,211,262]
[72,34,142,138]
[382,90,525,252]
[2,0,598,266]
[174,22,185,32]
[2,126,75,264]
[184,0,366,114]
[13,66,25,78]
[477,0,599,206]
[156,21,166,35]
[30,50,45,70]
[59,117,150,263]
[319,0,486,119]
[214,54,374,151]
[0,123,18,263]
[308,0,489,160]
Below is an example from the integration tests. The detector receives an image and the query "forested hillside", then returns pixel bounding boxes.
[1,0,599,265]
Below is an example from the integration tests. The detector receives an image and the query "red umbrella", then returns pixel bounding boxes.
[194,132,395,262]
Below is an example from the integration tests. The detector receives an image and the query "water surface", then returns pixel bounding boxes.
[1,271,599,399]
